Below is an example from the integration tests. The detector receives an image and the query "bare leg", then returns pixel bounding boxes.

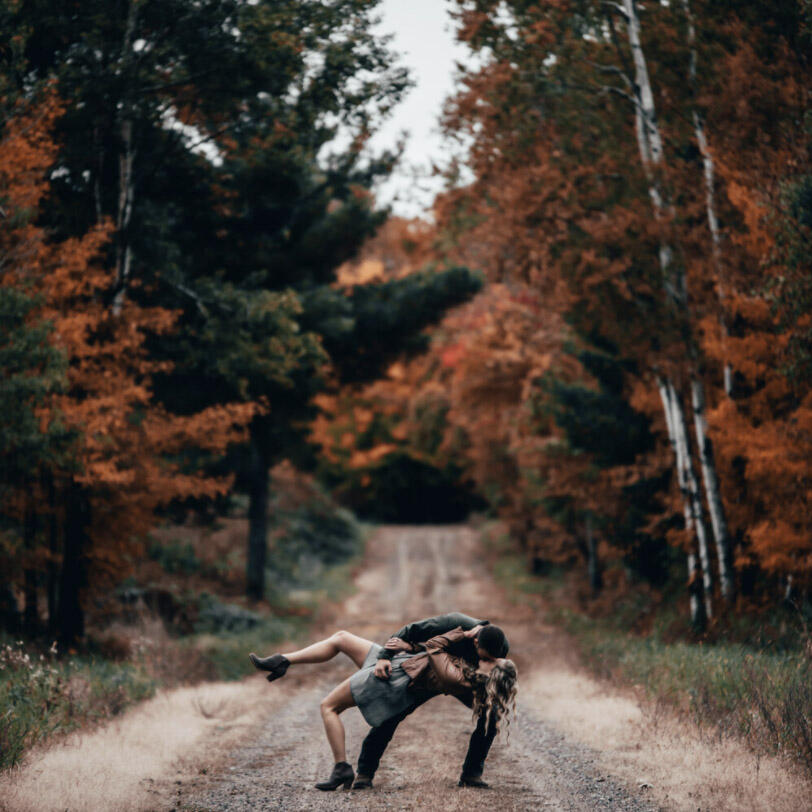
[282,630,373,669]
[320,677,355,763]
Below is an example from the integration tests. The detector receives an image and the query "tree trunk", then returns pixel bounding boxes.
[585,514,602,594]
[783,573,795,604]
[687,550,707,631]
[112,119,135,315]
[659,378,713,621]
[0,582,20,635]
[678,0,736,603]
[669,380,714,620]
[58,484,89,648]
[680,0,733,397]
[690,377,735,602]
[112,1,138,316]
[621,0,724,621]
[23,507,39,635]
[46,474,60,636]
[246,425,270,602]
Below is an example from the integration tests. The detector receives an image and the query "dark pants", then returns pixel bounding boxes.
[357,695,498,779]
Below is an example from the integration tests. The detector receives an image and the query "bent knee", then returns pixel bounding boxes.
[331,629,350,644]
[321,696,339,716]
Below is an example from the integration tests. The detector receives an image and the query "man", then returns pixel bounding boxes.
[353,611,510,790]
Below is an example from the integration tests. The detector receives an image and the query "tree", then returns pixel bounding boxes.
[0,91,256,643]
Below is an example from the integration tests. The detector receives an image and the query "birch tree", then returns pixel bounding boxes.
[679,0,736,602]
[604,0,723,616]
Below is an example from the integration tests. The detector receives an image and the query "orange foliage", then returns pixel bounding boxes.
[1,92,255,588]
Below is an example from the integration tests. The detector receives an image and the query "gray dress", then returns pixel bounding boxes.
[350,644,429,728]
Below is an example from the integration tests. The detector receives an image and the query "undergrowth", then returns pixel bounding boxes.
[191,553,363,681]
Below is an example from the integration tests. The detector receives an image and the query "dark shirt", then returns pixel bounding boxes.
[376,612,488,664]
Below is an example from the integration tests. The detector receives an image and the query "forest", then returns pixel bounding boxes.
[0,0,810,781]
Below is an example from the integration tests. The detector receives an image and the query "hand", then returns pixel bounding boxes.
[374,659,392,679]
[384,637,411,652]
[464,625,484,639]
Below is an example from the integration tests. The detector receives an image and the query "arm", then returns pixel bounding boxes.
[376,613,486,660]
[424,626,468,654]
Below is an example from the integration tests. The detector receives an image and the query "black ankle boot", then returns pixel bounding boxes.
[458,774,490,788]
[315,761,354,791]
[248,652,290,682]
[352,773,374,789]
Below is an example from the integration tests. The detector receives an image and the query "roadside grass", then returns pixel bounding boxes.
[484,525,812,774]
[560,610,812,770]
[0,642,156,771]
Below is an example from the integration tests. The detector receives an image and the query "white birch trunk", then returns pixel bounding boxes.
[621,0,684,308]
[691,378,734,601]
[622,0,736,617]
[680,0,736,602]
[112,1,138,316]
[681,0,733,396]
[661,379,714,618]
[658,379,704,625]
[624,0,713,620]
[784,574,794,603]
[113,118,135,316]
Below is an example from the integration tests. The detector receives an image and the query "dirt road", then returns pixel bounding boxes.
[6,526,807,811]
[177,526,654,812]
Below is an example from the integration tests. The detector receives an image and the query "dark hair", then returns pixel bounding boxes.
[477,624,509,658]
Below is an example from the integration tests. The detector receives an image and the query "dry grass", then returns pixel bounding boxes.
[524,667,812,811]
[0,679,269,812]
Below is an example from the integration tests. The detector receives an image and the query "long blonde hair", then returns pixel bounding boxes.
[467,659,518,738]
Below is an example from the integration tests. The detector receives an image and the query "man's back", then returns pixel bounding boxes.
[382,612,487,664]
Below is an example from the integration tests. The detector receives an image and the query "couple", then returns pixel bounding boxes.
[248,611,517,790]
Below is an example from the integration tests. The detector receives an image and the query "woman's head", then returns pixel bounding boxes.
[470,658,518,737]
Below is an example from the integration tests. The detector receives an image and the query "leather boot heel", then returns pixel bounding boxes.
[248,653,290,682]
[315,761,354,791]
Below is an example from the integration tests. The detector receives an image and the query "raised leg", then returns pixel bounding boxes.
[320,677,356,763]
[282,630,374,669]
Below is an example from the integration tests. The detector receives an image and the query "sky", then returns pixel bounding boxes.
[369,0,471,219]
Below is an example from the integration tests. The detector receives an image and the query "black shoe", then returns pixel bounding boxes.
[352,774,374,790]
[315,761,354,791]
[248,652,290,682]
[458,775,490,788]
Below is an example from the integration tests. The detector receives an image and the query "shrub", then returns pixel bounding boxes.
[193,593,262,634]
[268,463,362,586]
[147,538,201,575]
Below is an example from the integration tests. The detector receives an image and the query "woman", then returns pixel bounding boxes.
[249,625,518,790]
